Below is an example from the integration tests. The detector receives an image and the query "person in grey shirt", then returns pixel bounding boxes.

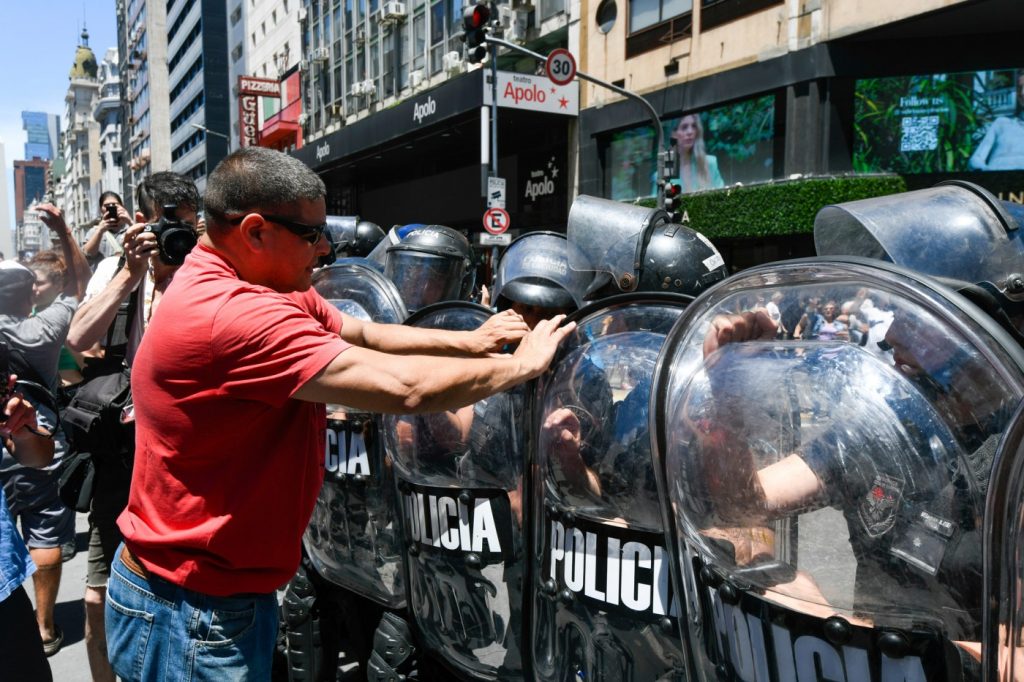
[0,203,90,658]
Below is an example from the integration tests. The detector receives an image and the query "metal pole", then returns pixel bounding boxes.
[489,41,499,289]
[484,36,668,208]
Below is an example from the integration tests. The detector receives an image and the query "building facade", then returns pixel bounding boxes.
[21,112,61,162]
[293,0,579,252]
[117,0,172,210]
[94,48,124,207]
[166,0,230,194]
[13,159,49,228]
[59,29,103,237]
[228,0,302,151]
[575,0,1024,267]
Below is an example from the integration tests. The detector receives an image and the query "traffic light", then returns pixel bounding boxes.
[664,180,682,222]
[462,3,491,63]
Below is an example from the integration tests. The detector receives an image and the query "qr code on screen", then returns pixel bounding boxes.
[900,116,940,152]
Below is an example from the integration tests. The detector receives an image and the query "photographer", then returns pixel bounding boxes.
[0,386,57,681]
[82,191,132,267]
[66,172,199,682]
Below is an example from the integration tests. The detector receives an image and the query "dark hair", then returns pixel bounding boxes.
[28,251,67,287]
[99,191,123,208]
[204,147,325,233]
[135,171,200,222]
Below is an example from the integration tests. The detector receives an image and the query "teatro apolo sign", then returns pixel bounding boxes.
[238,76,282,147]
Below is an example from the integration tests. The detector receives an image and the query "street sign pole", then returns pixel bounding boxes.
[488,39,500,290]
[484,36,671,209]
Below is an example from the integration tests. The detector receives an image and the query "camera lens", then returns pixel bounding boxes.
[160,227,199,265]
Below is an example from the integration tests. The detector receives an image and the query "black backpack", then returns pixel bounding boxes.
[57,280,139,511]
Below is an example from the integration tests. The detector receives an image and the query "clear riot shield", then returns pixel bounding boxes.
[532,293,692,681]
[984,402,1024,682]
[651,258,1024,682]
[304,259,409,608]
[384,301,526,680]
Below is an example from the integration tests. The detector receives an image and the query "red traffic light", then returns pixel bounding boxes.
[463,4,490,30]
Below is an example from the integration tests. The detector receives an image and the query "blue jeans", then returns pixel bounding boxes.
[105,543,279,681]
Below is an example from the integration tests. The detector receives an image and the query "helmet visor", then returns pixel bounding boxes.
[567,196,658,288]
[384,250,464,312]
[494,233,591,311]
[815,182,1024,300]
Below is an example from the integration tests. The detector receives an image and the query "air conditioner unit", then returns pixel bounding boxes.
[409,69,425,90]
[350,81,365,97]
[382,1,407,20]
[507,7,530,42]
[313,47,330,62]
[297,112,310,125]
[443,50,463,74]
[361,79,377,98]
[329,103,343,117]
[299,59,309,72]
[355,28,366,44]
[297,7,307,21]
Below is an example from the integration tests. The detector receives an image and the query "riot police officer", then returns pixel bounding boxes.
[531,196,729,682]
[651,181,1024,681]
[383,224,475,312]
[323,215,386,262]
[491,231,592,328]
[370,231,592,681]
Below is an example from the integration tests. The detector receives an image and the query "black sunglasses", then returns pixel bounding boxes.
[219,212,328,245]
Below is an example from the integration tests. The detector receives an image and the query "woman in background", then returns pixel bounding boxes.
[672,113,725,192]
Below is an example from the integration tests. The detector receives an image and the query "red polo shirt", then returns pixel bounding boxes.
[119,244,351,595]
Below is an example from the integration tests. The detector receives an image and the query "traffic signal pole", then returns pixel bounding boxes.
[483,35,672,209]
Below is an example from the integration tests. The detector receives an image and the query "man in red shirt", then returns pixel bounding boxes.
[104,146,574,681]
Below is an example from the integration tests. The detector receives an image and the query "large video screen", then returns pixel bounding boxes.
[854,69,1024,174]
[607,94,775,200]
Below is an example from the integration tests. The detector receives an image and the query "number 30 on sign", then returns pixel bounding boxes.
[545,48,577,87]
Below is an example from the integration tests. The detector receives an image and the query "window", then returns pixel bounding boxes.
[230,5,241,26]
[261,21,266,36]
[630,0,689,32]
[272,9,277,24]
[626,0,691,56]
[701,0,782,32]
[251,32,257,46]
[596,0,617,32]
[284,0,289,12]
[231,43,243,62]
[542,0,566,21]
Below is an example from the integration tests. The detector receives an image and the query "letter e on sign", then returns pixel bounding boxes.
[483,207,511,235]
[545,48,576,87]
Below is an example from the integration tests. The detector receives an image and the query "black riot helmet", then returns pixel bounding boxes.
[815,180,1024,335]
[567,195,729,300]
[321,216,386,266]
[492,231,593,314]
[366,224,421,268]
[384,224,475,312]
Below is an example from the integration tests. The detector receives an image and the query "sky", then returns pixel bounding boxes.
[0,0,119,253]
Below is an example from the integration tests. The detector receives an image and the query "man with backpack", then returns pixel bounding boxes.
[65,173,200,682]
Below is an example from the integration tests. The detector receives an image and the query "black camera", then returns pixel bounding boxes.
[145,204,198,266]
[105,204,118,221]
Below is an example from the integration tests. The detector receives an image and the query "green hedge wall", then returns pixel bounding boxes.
[635,174,907,239]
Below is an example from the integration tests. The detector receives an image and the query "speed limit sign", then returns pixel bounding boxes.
[545,48,577,87]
